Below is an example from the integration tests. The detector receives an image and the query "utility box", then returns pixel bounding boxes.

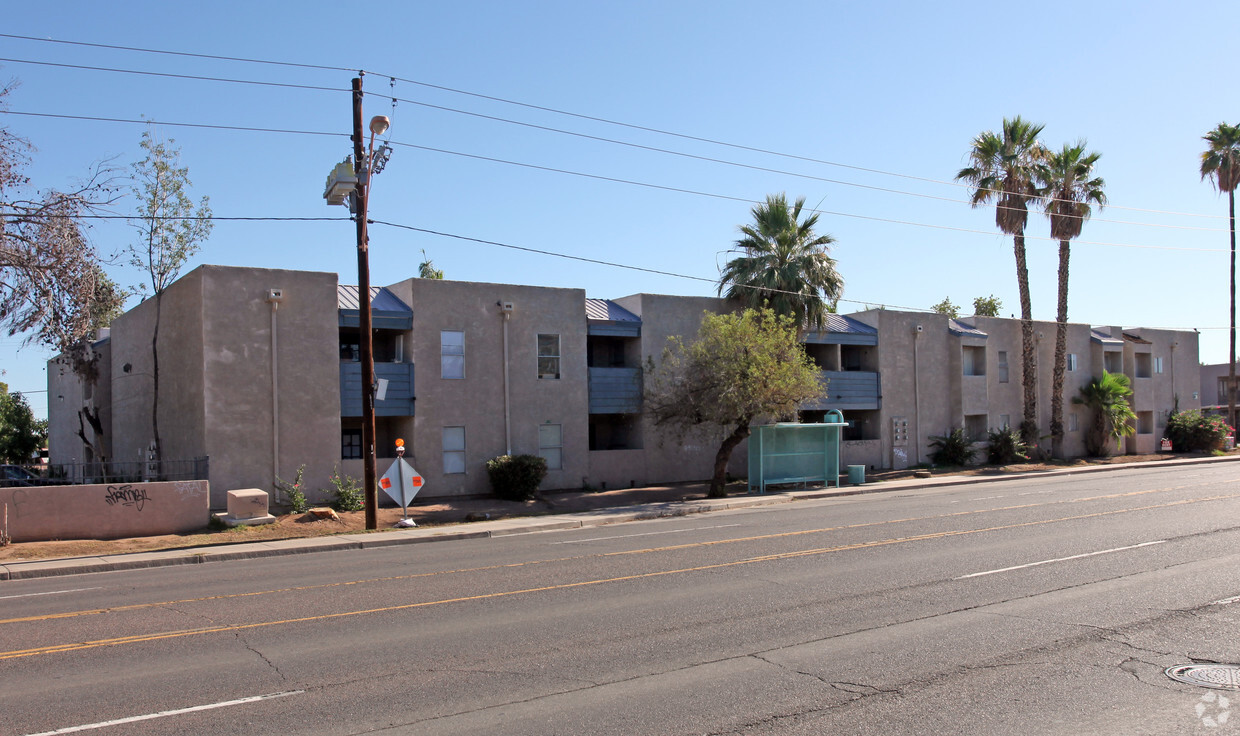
[747,411,847,494]
[215,488,277,527]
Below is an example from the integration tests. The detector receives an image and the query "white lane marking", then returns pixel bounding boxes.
[950,495,1006,504]
[1210,594,1240,606]
[0,587,102,601]
[21,691,304,735]
[550,524,743,544]
[955,541,1167,579]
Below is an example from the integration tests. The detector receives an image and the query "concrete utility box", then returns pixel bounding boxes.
[747,411,847,494]
[216,488,277,527]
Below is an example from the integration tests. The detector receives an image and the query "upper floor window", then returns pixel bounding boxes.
[1067,353,1078,372]
[538,334,561,379]
[997,351,1009,383]
[1135,353,1152,379]
[1154,356,1164,374]
[441,330,464,379]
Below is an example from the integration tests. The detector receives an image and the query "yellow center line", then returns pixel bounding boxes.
[1,492,1234,662]
[1,482,1232,627]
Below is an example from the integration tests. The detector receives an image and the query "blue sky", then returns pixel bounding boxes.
[3,1,1238,419]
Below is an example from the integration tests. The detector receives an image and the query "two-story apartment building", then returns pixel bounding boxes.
[48,264,1201,507]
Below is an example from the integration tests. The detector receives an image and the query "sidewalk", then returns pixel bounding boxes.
[3,454,1235,581]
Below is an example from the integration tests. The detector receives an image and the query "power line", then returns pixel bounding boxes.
[0,56,346,94]
[1,34,1224,223]
[0,109,346,138]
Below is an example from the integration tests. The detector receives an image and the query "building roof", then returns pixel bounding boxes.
[819,313,877,335]
[948,319,988,338]
[585,299,640,323]
[338,285,412,314]
[1090,329,1124,346]
[1123,332,1152,345]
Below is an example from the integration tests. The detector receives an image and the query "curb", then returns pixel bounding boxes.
[3,454,1235,581]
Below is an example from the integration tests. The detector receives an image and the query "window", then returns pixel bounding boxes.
[1154,356,1164,374]
[443,426,466,474]
[998,414,1011,429]
[1137,411,1154,435]
[441,330,464,379]
[1068,412,1079,433]
[997,351,1009,383]
[1220,377,1234,404]
[965,414,988,441]
[1104,352,1122,373]
[963,346,986,376]
[1067,353,1078,372]
[1135,353,1152,378]
[538,424,563,469]
[342,429,362,460]
[537,334,561,379]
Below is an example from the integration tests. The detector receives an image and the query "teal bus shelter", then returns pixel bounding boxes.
[747,410,847,494]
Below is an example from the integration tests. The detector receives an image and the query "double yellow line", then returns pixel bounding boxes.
[2,487,1235,661]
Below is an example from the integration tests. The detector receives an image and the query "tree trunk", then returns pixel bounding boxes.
[1229,190,1236,433]
[1050,238,1070,459]
[151,290,163,469]
[709,420,751,498]
[1014,232,1038,447]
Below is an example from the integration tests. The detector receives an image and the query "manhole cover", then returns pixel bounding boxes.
[1166,664,1240,690]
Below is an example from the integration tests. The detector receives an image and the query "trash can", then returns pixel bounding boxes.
[847,465,866,485]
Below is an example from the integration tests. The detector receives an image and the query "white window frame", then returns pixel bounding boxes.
[537,333,561,380]
[538,423,563,470]
[1068,412,1079,433]
[1067,353,1078,372]
[1154,356,1164,374]
[997,351,1009,384]
[441,330,465,379]
[443,426,466,474]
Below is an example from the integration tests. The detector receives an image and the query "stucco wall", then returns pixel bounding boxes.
[0,480,209,542]
[387,278,590,497]
[47,335,113,467]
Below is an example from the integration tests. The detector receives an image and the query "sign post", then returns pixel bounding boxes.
[379,439,423,527]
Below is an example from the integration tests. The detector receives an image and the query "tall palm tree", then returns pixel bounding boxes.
[718,193,843,330]
[956,117,1047,447]
[1073,371,1136,457]
[1201,123,1240,431]
[1039,142,1105,459]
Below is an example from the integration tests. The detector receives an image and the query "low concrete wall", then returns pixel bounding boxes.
[0,481,210,543]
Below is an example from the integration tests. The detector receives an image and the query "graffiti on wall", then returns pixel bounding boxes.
[103,484,152,511]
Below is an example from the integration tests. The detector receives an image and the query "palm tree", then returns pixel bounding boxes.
[956,117,1046,447]
[1039,142,1105,459]
[418,249,444,279]
[718,194,843,330]
[1073,371,1136,457]
[1201,123,1240,431]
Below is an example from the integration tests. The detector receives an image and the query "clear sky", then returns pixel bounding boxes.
[2,1,1238,419]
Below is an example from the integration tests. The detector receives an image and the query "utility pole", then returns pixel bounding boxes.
[352,76,379,530]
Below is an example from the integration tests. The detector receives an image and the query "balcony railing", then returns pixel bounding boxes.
[341,361,416,417]
[588,366,642,414]
[801,370,880,411]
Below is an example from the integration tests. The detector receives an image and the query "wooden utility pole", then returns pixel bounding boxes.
[352,76,379,529]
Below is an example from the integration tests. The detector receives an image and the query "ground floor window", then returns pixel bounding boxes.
[1137,411,1154,435]
[443,426,466,474]
[342,428,362,459]
[964,414,988,442]
[538,424,563,469]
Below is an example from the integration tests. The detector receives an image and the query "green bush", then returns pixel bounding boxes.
[928,428,977,466]
[276,464,309,513]
[1165,410,1233,452]
[327,467,364,512]
[486,454,548,501]
[987,427,1030,465]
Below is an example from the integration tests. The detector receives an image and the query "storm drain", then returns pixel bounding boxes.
[1166,664,1240,690]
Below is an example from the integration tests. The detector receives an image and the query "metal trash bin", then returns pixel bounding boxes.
[847,465,866,485]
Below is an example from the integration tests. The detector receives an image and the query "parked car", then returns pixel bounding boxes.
[0,465,69,488]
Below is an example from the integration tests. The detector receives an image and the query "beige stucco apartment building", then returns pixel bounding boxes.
[49,265,1201,507]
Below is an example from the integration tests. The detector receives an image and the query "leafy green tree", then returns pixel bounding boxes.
[1073,371,1136,457]
[1200,122,1240,431]
[956,117,1046,446]
[1,80,125,352]
[418,249,444,279]
[1039,142,1105,459]
[718,194,843,330]
[930,297,960,317]
[645,308,825,497]
[127,130,212,463]
[0,389,47,464]
[972,294,1002,317]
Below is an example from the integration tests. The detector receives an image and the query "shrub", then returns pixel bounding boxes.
[276,464,309,513]
[1165,410,1233,452]
[987,427,1030,465]
[327,467,364,512]
[928,428,976,466]
[486,454,548,501]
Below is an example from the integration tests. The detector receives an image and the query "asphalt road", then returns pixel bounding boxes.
[3,463,1239,735]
